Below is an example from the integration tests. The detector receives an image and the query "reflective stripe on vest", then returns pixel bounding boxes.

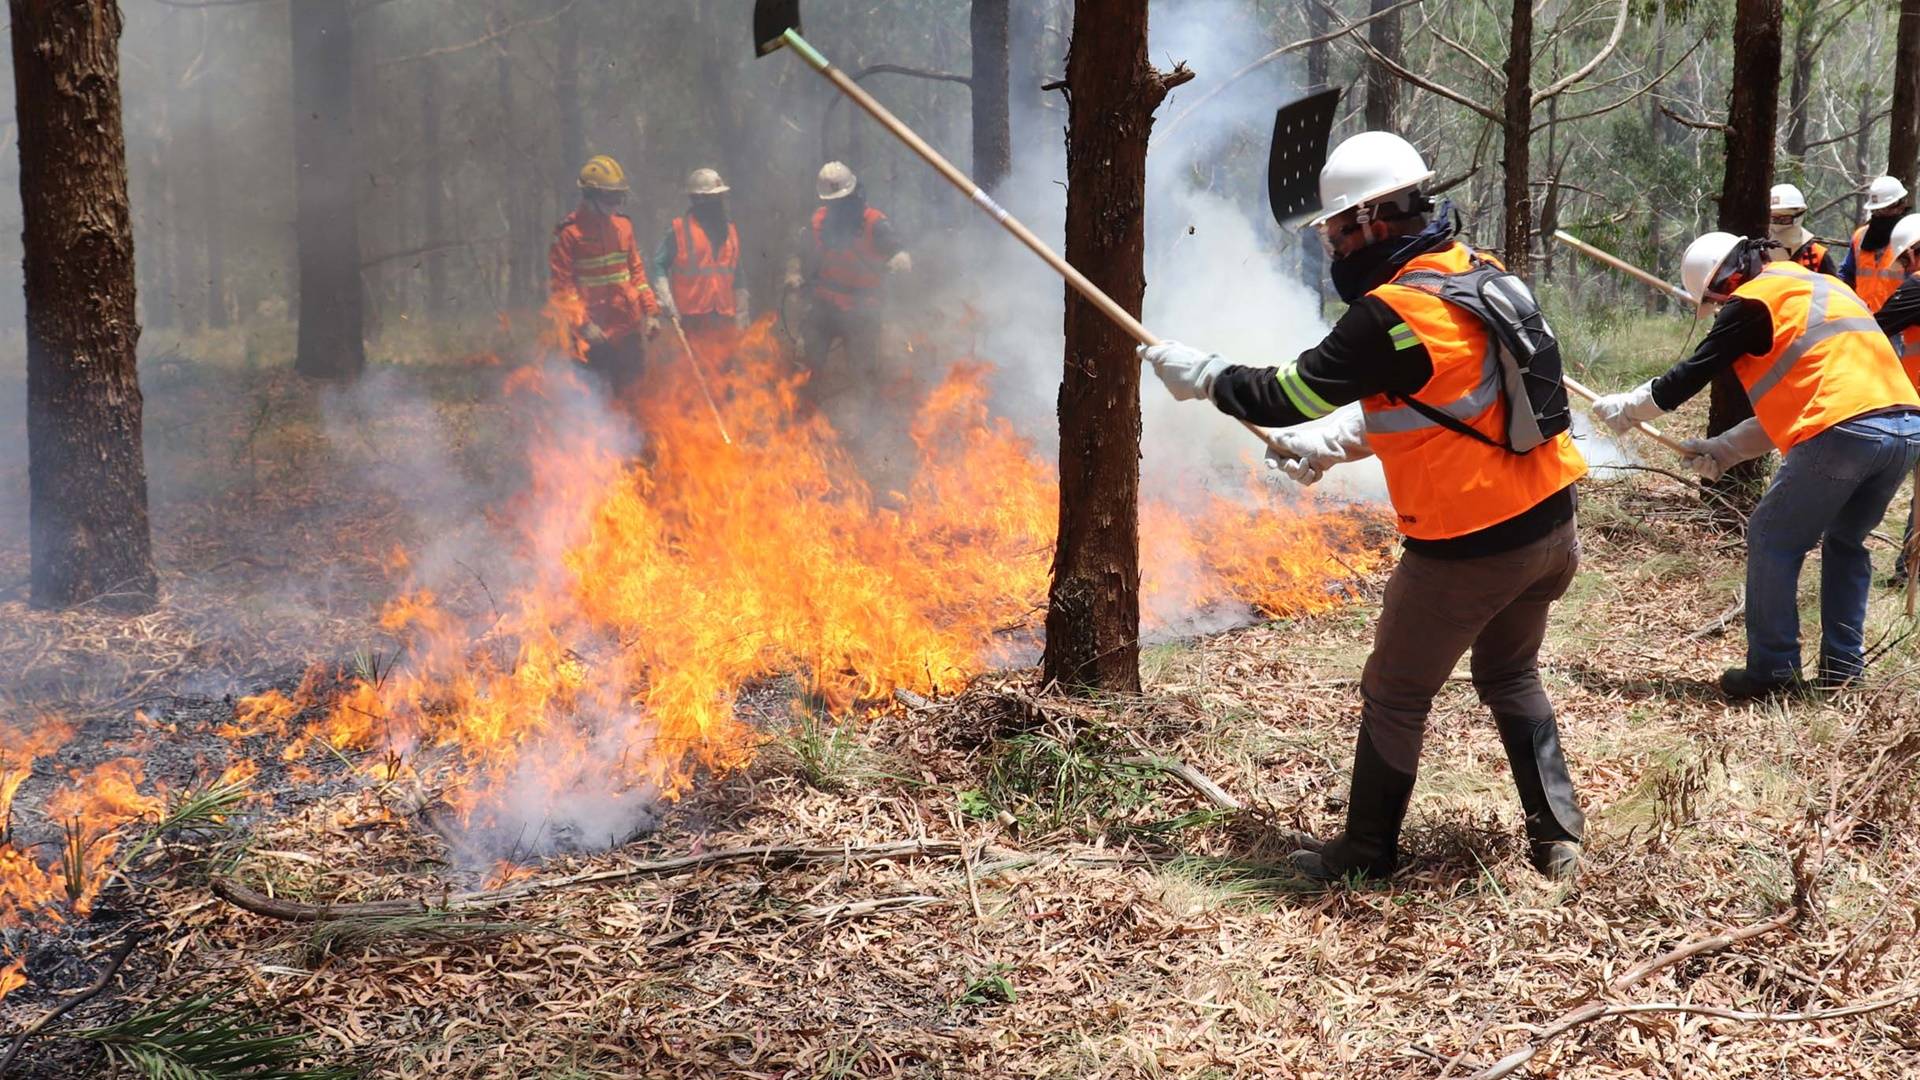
[1731,262,1920,450]
[1852,226,1905,311]
[551,210,650,338]
[1360,242,1588,541]
[812,205,885,311]
[670,217,740,317]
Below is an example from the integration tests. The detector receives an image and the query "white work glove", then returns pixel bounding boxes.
[580,321,608,345]
[652,279,677,319]
[1589,380,1665,435]
[887,251,913,273]
[1263,405,1372,486]
[734,289,751,330]
[1138,341,1229,402]
[1678,417,1774,481]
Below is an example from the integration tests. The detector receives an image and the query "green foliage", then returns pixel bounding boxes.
[954,964,1017,1007]
[978,727,1157,834]
[304,912,533,963]
[76,995,357,1080]
[768,710,868,793]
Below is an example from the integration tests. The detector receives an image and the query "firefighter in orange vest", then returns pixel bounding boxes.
[784,161,910,372]
[1142,132,1590,884]
[1768,184,1838,276]
[549,154,661,393]
[1593,233,1920,697]
[1872,213,1920,585]
[652,167,748,335]
[1841,175,1912,311]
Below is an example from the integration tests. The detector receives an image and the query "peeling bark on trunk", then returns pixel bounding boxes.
[1711,0,1783,505]
[971,0,1012,194]
[1043,0,1183,695]
[1501,0,1534,277]
[1891,0,1920,190]
[291,0,365,380]
[11,0,158,612]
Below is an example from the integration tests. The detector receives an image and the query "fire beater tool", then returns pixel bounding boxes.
[666,315,734,445]
[1553,229,1698,309]
[752,0,1295,460]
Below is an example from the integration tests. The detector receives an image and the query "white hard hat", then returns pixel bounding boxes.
[687,167,730,196]
[1769,183,1807,213]
[1309,131,1435,227]
[1866,175,1910,212]
[1682,231,1744,303]
[1892,214,1920,262]
[817,161,857,201]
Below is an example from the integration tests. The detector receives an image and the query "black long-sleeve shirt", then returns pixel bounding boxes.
[1648,298,1774,411]
[1876,274,1920,339]
[1210,289,1574,558]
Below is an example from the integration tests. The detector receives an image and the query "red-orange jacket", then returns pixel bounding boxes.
[549,205,659,341]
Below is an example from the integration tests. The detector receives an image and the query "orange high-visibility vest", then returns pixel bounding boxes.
[669,215,740,317]
[1362,243,1589,541]
[811,205,886,312]
[1884,273,1920,390]
[1792,239,1830,275]
[1730,262,1920,450]
[1851,225,1905,311]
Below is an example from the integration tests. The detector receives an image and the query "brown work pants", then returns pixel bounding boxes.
[1360,519,1580,776]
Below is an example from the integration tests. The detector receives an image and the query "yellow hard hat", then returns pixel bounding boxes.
[686,167,730,196]
[578,155,629,193]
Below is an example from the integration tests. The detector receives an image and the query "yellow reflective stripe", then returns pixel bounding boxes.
[576,252,628,269]
[1275,362,1336,419]
[1387,321,1420,351]
[577,270,632,287]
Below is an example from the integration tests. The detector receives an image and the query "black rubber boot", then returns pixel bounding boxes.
[1494,713,1586,882]
[1719,667,1810,701]
[1289,729,1415,882]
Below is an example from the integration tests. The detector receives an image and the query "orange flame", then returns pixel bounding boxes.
[0,954,24,1003]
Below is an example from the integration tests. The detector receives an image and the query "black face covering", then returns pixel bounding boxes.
[1864,213,1900,252]
[690,195,729,236]
[1327,202,1461,303]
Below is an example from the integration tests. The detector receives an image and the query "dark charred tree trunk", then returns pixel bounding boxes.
[200,66,226,329]
[1364,0,1402,133]
[556,2,585,217]
[1300,0,1329,303]
[291,0,365,380]
[11,0,158,612]
[1043,0,1186,694]
[1785,0,1814,165]
[421,59,447,317]
[1891,0,1920,190]
[1711,0,1783,502]
[1501,0,1534,277]
[971,0,1012,193]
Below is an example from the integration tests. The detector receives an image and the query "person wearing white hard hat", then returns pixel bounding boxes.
[1870,213,1920,586]
[1140,130,1590,884]
[1591,231,1920,698]
[1767,183,1838,277]
[1841,175,1912,311]
[652,168,749,334]
[784,161,911,374]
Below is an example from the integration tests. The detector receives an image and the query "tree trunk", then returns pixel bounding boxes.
[1043,1,1184,694]
[11,0,158,612]
[1501,0,1533,277]
[1363,0,1402,133]
[1784,0,1814,165]
[1890,0,1920,190]
[1855,82,1875,225]
[200,65,227,329]
[421,59,446,317]
[1711,0,1783,502]
[499,51,539,310]
[971,0,1012,193]
[291,0,365,380]
[556,1,585,217]
[1300,0,1329,303]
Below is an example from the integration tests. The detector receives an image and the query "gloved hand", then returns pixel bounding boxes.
[1262,405,1372,486]
[1137,341,1228,402]
[1678,417,1774,481]
[1589,380,1664,434]
[645,315,663,339]
[887,251,913,273]
[580,321,608,345]
[783,270,804,291]
[734,289,751,330]
[652,280,677,319]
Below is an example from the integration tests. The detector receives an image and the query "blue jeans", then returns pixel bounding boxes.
[1746,412,1920,680]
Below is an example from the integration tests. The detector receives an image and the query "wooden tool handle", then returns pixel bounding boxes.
[1561,374,1688,454]
[1552,230,1697,307]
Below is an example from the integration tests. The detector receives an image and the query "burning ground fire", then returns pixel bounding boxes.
[0,321,1389,998]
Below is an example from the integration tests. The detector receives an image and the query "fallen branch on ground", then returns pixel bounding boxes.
[0,933,140,1076]
[212,839,963,923]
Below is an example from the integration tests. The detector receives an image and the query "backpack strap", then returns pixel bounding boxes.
[1380,266,1509,450]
